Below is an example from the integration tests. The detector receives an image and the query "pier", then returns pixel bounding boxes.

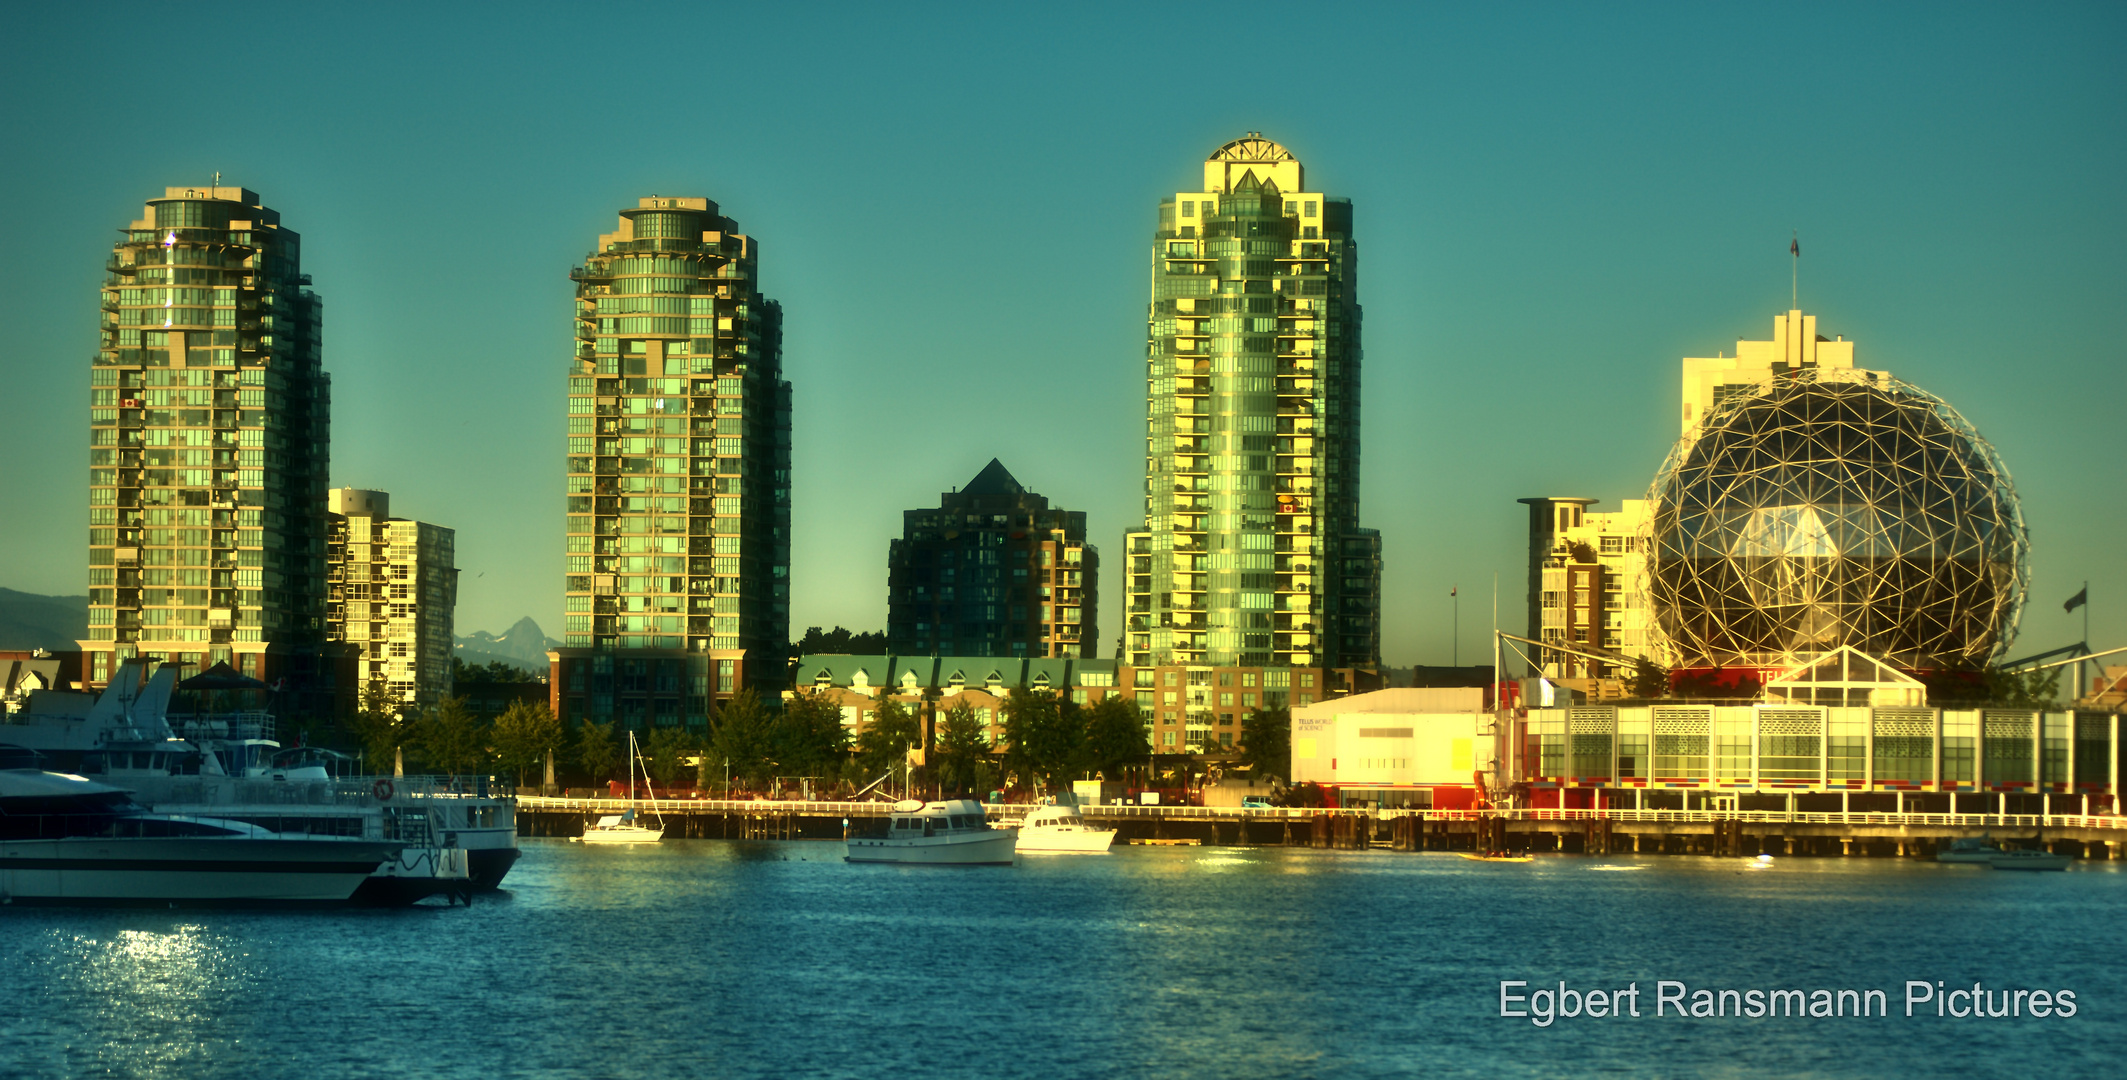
[513,797,2127,858]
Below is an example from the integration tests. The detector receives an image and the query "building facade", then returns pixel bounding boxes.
[797,653,1381,755]
[552,195,792,732]
[325,488,456,711]
[1126,134,1380,673]
[886,459,1098,659]
[81,185,343,717]
[1517,496,1655,686]
[1678,308,1886,435]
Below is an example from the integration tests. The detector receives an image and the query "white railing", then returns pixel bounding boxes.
[509,795,2127,831]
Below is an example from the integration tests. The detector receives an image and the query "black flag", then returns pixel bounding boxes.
[2065,587,2088,614]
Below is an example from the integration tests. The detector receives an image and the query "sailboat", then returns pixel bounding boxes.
[577,730,666,844]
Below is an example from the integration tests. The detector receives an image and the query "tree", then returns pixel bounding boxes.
[575,719,618,784]
[420,696,491,776]
[490,700,562,787]
[1080,696,1150,783]
[1000,688,1083,794]
[854,695,921,777]
[932,699,992,796]
[452,657,542,685]
[1628,657,1670,700]
[774,689,852,784]
[346,681,407,771]
[643,726,696,790]
[709,690,777,789]
[1234,706,1292,782]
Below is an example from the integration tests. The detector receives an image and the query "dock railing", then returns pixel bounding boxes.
[508,796,2125,833]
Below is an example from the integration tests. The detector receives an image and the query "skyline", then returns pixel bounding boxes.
[3,4,2123,668]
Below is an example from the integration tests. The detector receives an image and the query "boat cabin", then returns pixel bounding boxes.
[886,798,994,837]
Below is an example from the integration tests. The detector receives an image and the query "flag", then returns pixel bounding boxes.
[1449,586,1457,597]
[1791,236,1800,258]
[2065,587,2088,614]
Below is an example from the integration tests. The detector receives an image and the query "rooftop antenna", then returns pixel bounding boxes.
[1790,230,1800,310]
[212,171,221,189]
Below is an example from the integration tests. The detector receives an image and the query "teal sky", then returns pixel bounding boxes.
[2,3,2122,669]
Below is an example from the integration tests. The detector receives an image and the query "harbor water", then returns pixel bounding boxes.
[2,840,2121,1078]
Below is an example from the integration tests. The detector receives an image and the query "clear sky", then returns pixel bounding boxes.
[2,2,2121,669]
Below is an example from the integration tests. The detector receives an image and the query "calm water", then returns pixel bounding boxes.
[1,840,2121,1079]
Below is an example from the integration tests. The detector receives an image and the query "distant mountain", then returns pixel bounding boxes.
[0,589,88,651]
[455,617,560,675]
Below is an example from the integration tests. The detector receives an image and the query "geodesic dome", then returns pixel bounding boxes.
[1643,371,2028,672]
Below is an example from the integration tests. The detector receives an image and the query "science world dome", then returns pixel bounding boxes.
[1644,370,2028,673]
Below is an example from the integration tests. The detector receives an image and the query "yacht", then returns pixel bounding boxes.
[0,766,402,906]
[1937,837,2005,864]
[1014,799,1116,853]
[845,799,1016,865]
[1990,849,2072,871]
[575,731,663,844]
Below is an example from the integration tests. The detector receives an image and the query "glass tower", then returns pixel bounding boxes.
[1126,135,1380,670]
[83,185,336,712]
[886,459,1098,659]
[554,196,791,730]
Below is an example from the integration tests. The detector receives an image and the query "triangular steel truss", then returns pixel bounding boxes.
[1639,370,2029,672]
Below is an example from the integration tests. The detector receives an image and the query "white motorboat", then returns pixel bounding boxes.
[1937,837,2005,864]
[576,731,664,844]
[0,768,401,907]
[845,799,1016,865]
[580,809,664,844]
[1014,800,1116,853]
[1990,849,2072,872]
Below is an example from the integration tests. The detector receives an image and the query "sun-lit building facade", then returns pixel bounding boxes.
[325,488,456,711]
[80,185,343,718]
[1126,134,1379,674]
[551,196,792,731]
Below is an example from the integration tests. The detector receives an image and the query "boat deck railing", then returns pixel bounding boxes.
[125,773,510,808]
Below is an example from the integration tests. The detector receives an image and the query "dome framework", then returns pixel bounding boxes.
[1641,371,2028,673]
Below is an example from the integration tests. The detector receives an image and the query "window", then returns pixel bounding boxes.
[1181,201,1194,218]
[1305,201,1317,217]
[1163,731,1177,747]
[1284,201,1297,215]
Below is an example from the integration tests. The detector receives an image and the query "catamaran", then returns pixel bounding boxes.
[578,731,664,844]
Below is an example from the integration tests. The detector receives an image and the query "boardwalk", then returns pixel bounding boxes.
[512,796,2127,857]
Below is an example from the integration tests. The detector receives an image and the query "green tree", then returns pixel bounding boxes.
[774,689,852,784]
[1629,657,1669,700]
[346,681,407,771]
[854,695,921,777]
[420,696,491,776]
[574,718,618,784]
[932,699,992,796]
[643,725,696,790]
[452,657,542,685]
[709,690,777,789]
[1001,688,1083,794]
[1080,696,1150,783]
[490,700,562,787]
[1234,706,1292,782]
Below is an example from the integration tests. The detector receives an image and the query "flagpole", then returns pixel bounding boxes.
[1791,231,1799,309]
[1453,586,1459,668]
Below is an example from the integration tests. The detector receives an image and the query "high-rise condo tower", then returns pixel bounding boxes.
[83,185,339,716]
[551,196,791,732]
[1126,135,1380,671]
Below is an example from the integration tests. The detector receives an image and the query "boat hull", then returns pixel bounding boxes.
[579,827,664,844]
[1990,852,2071,871]
[1016,827,1117,853]
[0,837,397,906]
[845,830,1017,865]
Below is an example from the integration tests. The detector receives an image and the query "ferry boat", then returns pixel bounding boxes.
[845,799,1016,865]
[2,659,509,900]
[1014,799,1116,853]
[0,766,403,906]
